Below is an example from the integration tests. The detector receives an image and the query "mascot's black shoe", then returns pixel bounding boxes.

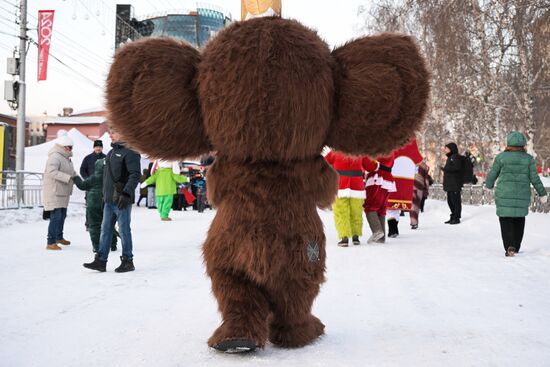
[212,339,258,353]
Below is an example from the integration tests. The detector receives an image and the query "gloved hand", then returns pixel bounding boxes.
[140,182,148,189]
[540,195,548,204]
[117,192,132,209]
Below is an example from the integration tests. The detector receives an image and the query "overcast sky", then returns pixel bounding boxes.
[0,0,367,117]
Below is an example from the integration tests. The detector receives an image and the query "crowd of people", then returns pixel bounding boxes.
[41,129,547,273]
[325,131,548,257]
[40,129,202,272]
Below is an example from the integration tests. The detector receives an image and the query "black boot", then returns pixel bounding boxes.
[337,237,349,247]
[388,219,399,238]
[352,235,360,245]
[115,256,135,273]
[83,255,106,272]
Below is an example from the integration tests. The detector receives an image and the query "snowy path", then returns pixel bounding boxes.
[1,200,549,366]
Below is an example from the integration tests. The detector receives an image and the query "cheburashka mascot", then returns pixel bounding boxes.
[105,16,429,353]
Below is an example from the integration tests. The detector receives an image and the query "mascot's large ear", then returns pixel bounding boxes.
[326,33,430,156]
[106,37,211,160]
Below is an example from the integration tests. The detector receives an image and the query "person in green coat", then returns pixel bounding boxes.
[485,131,548,257]
[141,160,188,221]
[73,159,118,253]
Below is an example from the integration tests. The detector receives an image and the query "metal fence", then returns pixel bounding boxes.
[0,171,43,209]
[430,184,550,214]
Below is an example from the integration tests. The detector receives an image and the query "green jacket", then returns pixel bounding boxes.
[74,159,105,209]
[144,167,188,196]
[485,132,547,217]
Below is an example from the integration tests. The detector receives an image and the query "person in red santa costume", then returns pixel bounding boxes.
[362,153,396,243]
[386,139,424,238]
[325,150,368,247]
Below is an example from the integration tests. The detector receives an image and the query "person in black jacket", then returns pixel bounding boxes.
[80,140,106,178]
[83,129,141,273]
[440,142,463,224]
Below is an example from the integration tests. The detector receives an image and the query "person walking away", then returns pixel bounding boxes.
[83,129,141,272]
[362,154,396,243]
[141,160,188,221]
[137,168,149,206]
[386,139,424,237]
[43,135,76,250]
[73,158,118,253]
[325,150,366,247]
[485,131,548,257]
[409,161,431,229]
[440,142,463,224]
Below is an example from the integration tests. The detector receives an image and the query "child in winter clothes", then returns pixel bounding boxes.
[485,131,548,257]
[141,160,188,221]
[362,154,396,243]
[73,159,118,253]
[325,150,367,247]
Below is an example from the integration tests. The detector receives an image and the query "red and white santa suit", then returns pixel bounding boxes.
[362,154,396,216]
[386,139,424,236]
[325,150,366,244]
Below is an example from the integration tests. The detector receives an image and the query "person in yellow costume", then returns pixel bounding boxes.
[141,160,188,221]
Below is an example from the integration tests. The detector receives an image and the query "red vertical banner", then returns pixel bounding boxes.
[38,10,55,81]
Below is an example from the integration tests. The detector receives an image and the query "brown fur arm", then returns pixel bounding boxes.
[106,37,211,160]
[309,157,339,210]
[327,33,430,157]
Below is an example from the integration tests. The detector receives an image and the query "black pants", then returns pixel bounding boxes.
[136,194,147,206]
[446,191,462,220]
[499,217,525,252]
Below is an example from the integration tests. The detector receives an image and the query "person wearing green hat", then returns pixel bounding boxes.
[485,131,548,257]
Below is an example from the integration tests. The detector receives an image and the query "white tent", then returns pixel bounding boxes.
[25,128,94,174]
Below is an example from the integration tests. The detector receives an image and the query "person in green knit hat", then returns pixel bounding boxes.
[485,131,548,257]
[141,160,188,221]
[73,159,119,253]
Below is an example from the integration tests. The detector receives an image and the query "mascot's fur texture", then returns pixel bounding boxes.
[106,17,429,351]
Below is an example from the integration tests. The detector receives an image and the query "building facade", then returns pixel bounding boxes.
[115,4,232,49]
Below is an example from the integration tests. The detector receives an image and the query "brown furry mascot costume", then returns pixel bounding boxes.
[106,17,429,353]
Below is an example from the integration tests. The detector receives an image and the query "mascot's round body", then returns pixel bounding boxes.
[106,16,429,352]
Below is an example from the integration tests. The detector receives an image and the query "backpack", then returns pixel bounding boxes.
[460,154,477,185]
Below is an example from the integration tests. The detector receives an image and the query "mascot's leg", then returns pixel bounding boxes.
[267,233,326,348]
[207,269,271,352]
[267,278,324,348]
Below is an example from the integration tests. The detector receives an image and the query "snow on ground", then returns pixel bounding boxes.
[1,200,549,367]
[0,203,86,228]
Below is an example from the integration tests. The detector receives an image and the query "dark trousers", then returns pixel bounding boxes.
[446,191,462,220]
[136,195,146,207]
[47,207,67,244]
[499,217,525,252]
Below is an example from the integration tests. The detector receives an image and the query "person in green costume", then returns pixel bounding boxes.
[141,160,188,221]
[73,159,119,253]
[485,131,548,257]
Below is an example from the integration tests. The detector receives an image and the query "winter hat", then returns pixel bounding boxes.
[506,131,526,147]
[93,139,103,148]
[56,134,73,147]
[445,142,458,155]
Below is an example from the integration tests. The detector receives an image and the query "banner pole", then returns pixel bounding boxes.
[16,0,28,206]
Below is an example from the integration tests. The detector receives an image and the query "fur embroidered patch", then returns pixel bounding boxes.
[307,240,320,262]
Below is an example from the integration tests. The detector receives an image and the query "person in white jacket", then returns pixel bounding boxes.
[43,135,76,250]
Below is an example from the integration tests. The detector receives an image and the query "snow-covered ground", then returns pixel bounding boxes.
[1,200,549,366]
